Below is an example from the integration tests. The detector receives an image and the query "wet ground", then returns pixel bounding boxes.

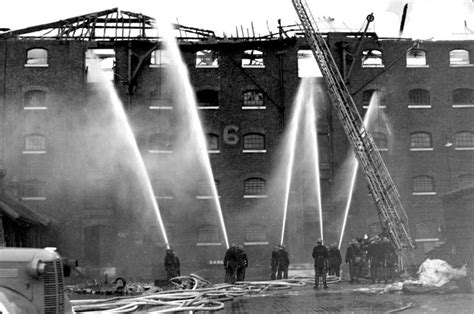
[220,281,474,313]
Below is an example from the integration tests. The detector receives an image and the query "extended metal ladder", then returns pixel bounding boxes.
[292,0,415,251]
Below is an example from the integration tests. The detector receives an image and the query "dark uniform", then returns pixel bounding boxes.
[366,238,384,283]
[328,244,342,277]
[312,239,328,289]
[270,246,279,280]
[345,239,363,283]
[277,245,290,279]
[382,238,397,283]
[164,249,181,280]
[224,244,239,284]
[236,244,248,281]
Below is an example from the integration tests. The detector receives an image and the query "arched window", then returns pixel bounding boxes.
[362,49,383,67]
[454,131,474,150]
[415,221,438,239]
[242,50,264,68]
[149,133,173,153]
[26,48,48,66]
[150,49,169,67]
[24,134,46,153]
[410,132,432,150]
[149,88,173,109]
[412,175,435,195]
[458,174,474,188]
[197,180,219,198]
[24,90,47,110]
[372,131,388,151]
[406,49,427,67]
[196,89,219,109]
[245,224,267,243]
[243,177,266,197]
[408,89,430,108]
[362,89,385,108]
[242,90,264,109]
[206,133,219,152]
[297,49,321,77]
[21,179,46,200]
[449,49,470,66]
[197,225,220,244]
[452,88,474,107]
[196,50,218,67]
[243,133,265,152]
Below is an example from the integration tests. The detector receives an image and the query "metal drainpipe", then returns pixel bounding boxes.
[127,42,132,110]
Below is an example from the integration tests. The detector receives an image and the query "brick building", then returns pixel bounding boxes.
[0,9,472,278]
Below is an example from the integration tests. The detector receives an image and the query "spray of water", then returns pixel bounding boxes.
[89,56,170,249]
[280,80,307,245]
[306,93,324,240]
[337,91,380,249]
[156,20,230,249]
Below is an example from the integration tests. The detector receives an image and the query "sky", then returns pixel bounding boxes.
[1,0,474,40]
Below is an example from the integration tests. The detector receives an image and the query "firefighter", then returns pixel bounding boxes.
[164,249,181,281]
[224,244,239,284]
[328,243,342,277]
[277,245,290,279]
[270,245,279,280]
[312,238,328,289]
[236,244,248,281]
[366,237,384,283]
[382,237,397,283]
[345,239,362,283]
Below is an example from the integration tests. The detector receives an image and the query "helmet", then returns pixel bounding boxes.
[317,238,323,243]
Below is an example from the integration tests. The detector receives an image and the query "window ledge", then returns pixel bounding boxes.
[242,106,266,110]
[242,65,265,69]
[408,105,431,109]
[455,147,474,151]
[208,260,224,265]
[196,242,222,246]
[452,104,474,108]
[376,148,389,152]
[148,150,173,154]
[21,196,46,201]
[406,65,429,68]
[196,65,218,68]
[24,64,49,68]
[23,151,46,154]
[196,195,221,199]
[244,241,269,246]
[243,195,268,199]
[149,106,173,110]
[415,238,440,242]
[362,65,385,68]
[156,196,174,200]
[208,150,220,154]
[363,105,386,109]
[24,107,47,110]
[449,64,474,67]
[198,106,219,110]
[242,149,267,153]
[410,148,433,151]
[412,192,436,195]
[149,64,167,68]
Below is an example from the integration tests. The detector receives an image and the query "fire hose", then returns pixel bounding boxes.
[70,274,341,312]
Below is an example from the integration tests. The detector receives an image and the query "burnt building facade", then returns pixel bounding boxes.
[0,9,472,278]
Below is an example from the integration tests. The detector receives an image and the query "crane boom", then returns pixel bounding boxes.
[292,0,415,251]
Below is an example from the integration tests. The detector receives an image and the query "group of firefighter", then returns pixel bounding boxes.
[163,235,398,286]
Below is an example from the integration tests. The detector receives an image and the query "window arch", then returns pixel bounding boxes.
[242,50,264,68]
[149,132,173,153]
[21,179,46,200]
[26,48,48,66]
[458,174,474,188]
[243,133,265,152]
[449,49,470,66]
[406,49,427,67]
[196,89,219,109]
[410,132,432,150]
[243,177,267,197]
[196,50,218,67]
[24,90,47,110]
[362,49,383,67]
[454,131,474,150]
[452,88,474,107]
[206,133,219,152]
[408,89,430,108]
[245,224,267,243]
[24,134,46,153]
[242,90,265,109]
[197,225,220,244]
[412,175,435,195]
